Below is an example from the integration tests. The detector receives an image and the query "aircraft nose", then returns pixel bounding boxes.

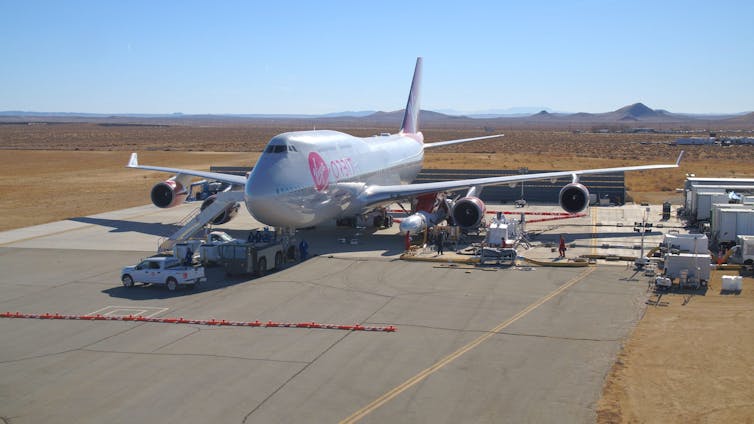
[245,185,279,224]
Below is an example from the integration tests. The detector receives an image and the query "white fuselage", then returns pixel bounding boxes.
[245,130,424,228]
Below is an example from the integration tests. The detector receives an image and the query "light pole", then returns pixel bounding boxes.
[519,167,528,201]
[634,207,652,269]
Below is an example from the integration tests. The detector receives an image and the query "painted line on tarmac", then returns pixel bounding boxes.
[339,266,596,424]
[88,305,169,318]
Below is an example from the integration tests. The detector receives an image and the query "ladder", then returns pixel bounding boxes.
[157,190,245,253]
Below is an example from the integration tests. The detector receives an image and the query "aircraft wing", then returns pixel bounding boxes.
[360,151,684,205]
[126,153,247,186]
[423,134,504,149]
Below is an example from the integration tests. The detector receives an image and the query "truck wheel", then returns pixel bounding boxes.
[121,275,134,288]
[745,259,753,266]
[166,277,178,292]
[275,252,283,270]
[257,258,266,277]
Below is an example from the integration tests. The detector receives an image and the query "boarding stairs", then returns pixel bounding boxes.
[157,190,244,253]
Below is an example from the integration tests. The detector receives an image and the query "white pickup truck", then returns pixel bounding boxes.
[121,257,206,291]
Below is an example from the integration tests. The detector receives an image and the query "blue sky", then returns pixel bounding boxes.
[1,1,753,115]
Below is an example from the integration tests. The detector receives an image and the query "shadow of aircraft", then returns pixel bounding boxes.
[70,216,180,238]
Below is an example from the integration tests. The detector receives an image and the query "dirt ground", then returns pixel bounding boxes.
[0,151,259,231]
[1,125,753,422]
[597,270,754,424]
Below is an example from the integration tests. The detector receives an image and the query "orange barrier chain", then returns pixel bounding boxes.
[0,312,396,332]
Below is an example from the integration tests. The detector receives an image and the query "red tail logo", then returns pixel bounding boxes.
[308,152,329,191]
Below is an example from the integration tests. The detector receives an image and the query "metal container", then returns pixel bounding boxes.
[713,209,754,243]
[663,253,711,282]
[662,233,708,254]
[695,192,729,221]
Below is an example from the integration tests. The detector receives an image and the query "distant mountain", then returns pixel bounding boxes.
[612,102,666,120]
[318,110,376,118]
[366,109,468,121]
[519,102,705,124]
[436,106,556,118]
[2,104,752,130]
[719,111,754,126]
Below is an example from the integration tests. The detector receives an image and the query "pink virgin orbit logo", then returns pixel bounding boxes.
[308,152,329,191]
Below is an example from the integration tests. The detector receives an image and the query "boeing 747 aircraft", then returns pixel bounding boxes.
[128,57,683,234]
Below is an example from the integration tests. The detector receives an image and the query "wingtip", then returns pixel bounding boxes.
[127,152,138,167]
[676,150,685,166]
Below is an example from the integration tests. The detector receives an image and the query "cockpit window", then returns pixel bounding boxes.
[288,145,298,152]
[265,144,288,153]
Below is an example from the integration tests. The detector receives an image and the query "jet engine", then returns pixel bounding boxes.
[200,194,240,225]
[451,196,486,228]
[150,180,187,208]
[559,183,590,213]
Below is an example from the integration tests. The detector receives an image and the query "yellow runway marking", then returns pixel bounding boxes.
[340,266,596,424]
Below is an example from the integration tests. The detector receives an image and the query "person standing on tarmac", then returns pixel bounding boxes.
[558,235,567,258]
[299,239,309,261]
[437,230,445,255]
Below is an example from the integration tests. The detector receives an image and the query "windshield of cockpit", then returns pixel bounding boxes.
[264,144,298,154]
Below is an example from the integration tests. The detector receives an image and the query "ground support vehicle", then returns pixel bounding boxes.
[219,238,296,277]
[121,257,206,291]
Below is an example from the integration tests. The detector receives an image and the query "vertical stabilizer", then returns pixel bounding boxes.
[400,57,422,134]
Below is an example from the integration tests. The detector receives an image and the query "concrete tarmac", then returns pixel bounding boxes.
[0,203,664,423]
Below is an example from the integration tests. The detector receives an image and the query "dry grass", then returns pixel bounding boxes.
[0,151,258,231]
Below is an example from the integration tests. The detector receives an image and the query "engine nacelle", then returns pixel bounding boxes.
[200,194,240,225]
[559,183,590,213]
[451,196,486,228]
[150,180,187,208]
